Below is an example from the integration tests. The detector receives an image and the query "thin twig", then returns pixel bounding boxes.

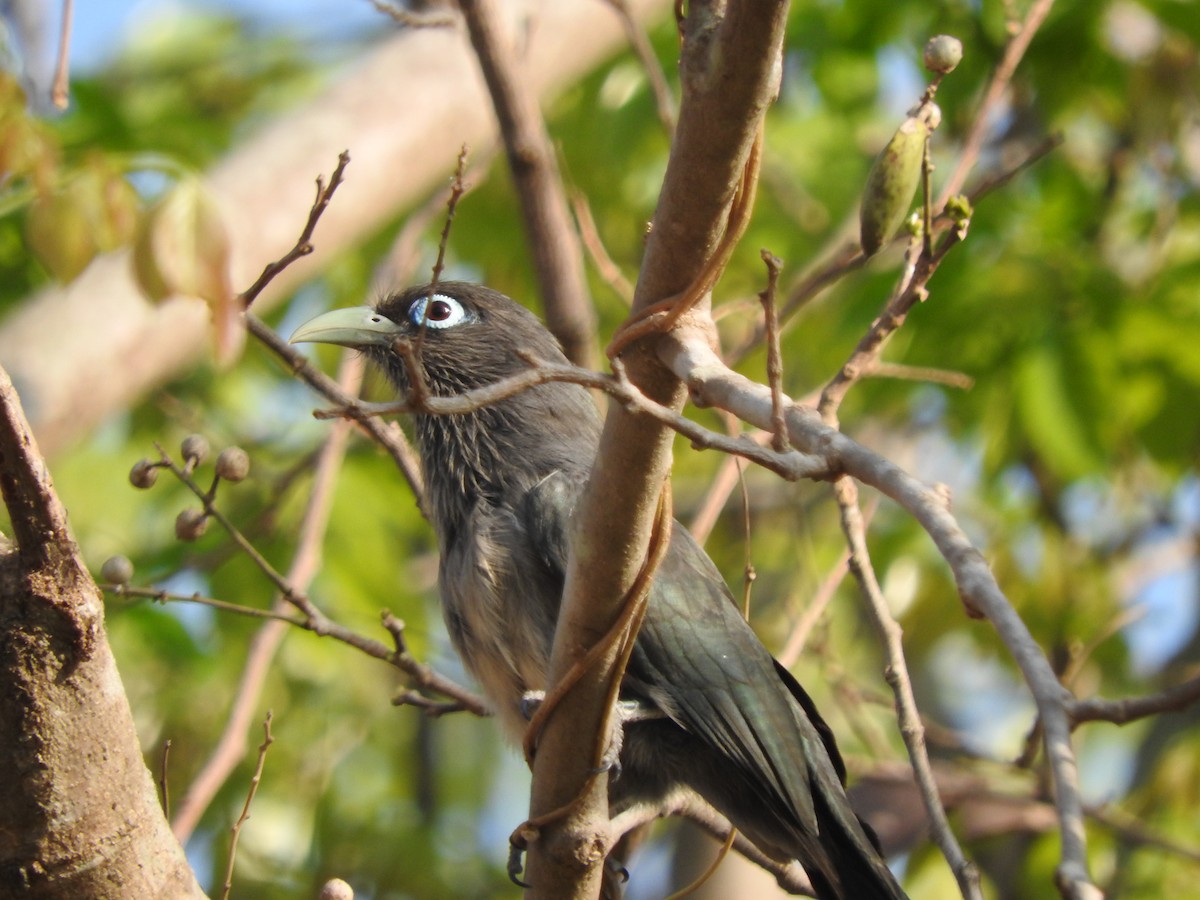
[51,0,74,109]
[937,0,1058,209]
[818,218,969,423]
[159,739,172,818]
[729,133,1060,367]
[658,330,1102,899]
[570,188,635,305]
[368,0,457,27]
[313,351,834,482]
[105,584,486,716]
[832,477,981,899]
[1069,673,1200,727]
[219,712,274,900]
[869,361,975,390]
[758,249,789,452]
[601,0,676,135]
[430,145,469,289]
[736,454,754,619]
[247,314,427,515]
[239,151,351,310]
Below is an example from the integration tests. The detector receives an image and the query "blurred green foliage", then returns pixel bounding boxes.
[2,1,1199,897]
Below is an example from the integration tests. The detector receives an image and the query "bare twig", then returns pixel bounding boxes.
[51,0,74,109]
[937,0,1058,208]
[570,189,635,304]
[869,361,975,390]
[219,712,274,900]
[601,0,677,135]
[313,351,833,482]
[235,153,427,505]
[729,133,1060,367]
[430,145,469,289]
[458,0,597,367]
[159,740,172,818]
[369,0,458,27]
[105,585,486,716]
[758,250,789,452]
[239,151,351,310]
[1069,673,1200,727]
[831,477,981,899]
[818,218,969,422]
[247,314,427,514]
[657,330,1101,898]
[372,144,496,292]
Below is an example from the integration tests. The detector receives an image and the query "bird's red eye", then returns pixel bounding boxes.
[428,299,453,321]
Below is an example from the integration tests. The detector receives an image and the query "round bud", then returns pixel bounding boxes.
[100,555,134,585]
[175,508,209,542]
[924,35,963,74]
[318,879,355,900]
[129,459,160,489]
[215,446,250,482]
[180,433,210,466]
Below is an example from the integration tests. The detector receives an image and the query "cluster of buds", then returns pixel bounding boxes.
[128,434,251,541]
[102,434,253,585]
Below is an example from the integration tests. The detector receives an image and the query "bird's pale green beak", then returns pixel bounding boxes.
[289,306,402,348]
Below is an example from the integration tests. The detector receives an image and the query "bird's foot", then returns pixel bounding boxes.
[519,690,545,721]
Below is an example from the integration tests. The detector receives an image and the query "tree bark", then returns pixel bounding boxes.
[0,364,204,900]
[523,3,791,897]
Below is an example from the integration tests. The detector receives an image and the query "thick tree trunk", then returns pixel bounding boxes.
[0,365,204,900]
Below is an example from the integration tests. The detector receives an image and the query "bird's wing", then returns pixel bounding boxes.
[521,474,905,898]
[521,473,828,833]
[627,524,833,834]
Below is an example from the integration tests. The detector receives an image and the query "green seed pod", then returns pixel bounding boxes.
[859,105,938,257]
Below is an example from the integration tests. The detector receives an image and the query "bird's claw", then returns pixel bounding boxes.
[507,823,534,888]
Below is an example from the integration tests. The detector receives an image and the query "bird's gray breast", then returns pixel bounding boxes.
[437,498,562,741]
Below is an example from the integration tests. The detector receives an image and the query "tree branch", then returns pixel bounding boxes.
[0,363,204,897]
[658,330,1102,899]
[521,4,790,897]
[458,0,598,368]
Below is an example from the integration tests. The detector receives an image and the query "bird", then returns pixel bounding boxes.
[291,282,908,899]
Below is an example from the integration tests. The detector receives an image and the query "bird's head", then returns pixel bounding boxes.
[289,281,569,396]
[290,282,601,521]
